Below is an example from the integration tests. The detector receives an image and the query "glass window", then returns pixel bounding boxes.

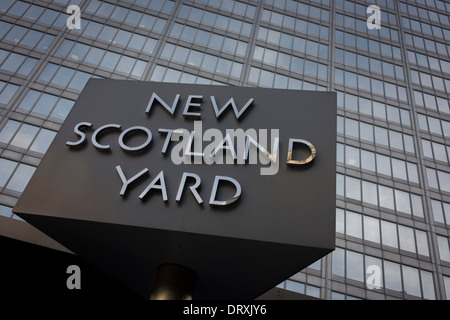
[0,82,19,105]
[131,60,146,78]
[336,173,344,197]
[426,168,439,189]
[285,280,304,293]
[38,63,58,82]
[18,90,40,111]
[376,154,391,176]
[381,220,398,248]
[0,120,20,144]
[29,129,56,154]
[345,118,358,139]
[364,215,380,243]
[10,123,39,149]
[68,71,91,91]
[421,270,435,300]
[375,127,388,147]
[70,43,89,61]
[33,93,58,116]
[437,236,450,262]
[116,56,136,75]
[360,123,373,142]
[416,230,430,256]
[336,208,344,234]
[395,190,411,215]
[379,185,394,210]
[345,145,359,167]
[1,53,25,73]
[384,260,402,292]
[85,47,105,65]
[51,98,74,120]
[0,204,13,218]
[345,176,360,201]
[83,21,102,38]
[437,170,450,193]
[21,29,42,48]
[361,150,375,171]
[346,211,362,238]
[53,67,75,87]
[402,266,421,297]
[0,158,17,187]
[100,52,120,71]
[346,250,364,281]
[18,58,37,76]
[392,158,407,181]
[362,181,378,206]
[5,163,36,192]
[411,194,424,218]
[332,247,345,277]
[398,225,415,252]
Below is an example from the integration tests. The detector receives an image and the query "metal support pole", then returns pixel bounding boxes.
[150,263,197,300]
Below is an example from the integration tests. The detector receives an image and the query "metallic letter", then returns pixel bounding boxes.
[209,176,241,206]
[66,122,92,147]
[211,133,237,160]
[176,172,203,204]
[210,96,254,119]
[183,95,203,119]
[118,126,152,152]
[92,124,121,150]
[146,92,180,116]
[287,139,316,165]
[116,165,149,196]
[244,135,278,163]
[139,170,168,202]
[159,128,174,154]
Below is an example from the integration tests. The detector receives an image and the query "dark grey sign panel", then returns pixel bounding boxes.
[14,80,336,299]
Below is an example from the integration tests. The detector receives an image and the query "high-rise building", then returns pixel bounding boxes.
[0,0,449,300]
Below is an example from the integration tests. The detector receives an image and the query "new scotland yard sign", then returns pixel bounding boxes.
[13,80,336,299]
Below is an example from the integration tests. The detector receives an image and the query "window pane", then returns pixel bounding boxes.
[346,211,362,238]
[362,181,378,205]
[52,67,75,87]
[364,215,380,243]
[416,230,429,256]
[398,225,415,253]
[10,123,39,149]
[402,266,421,297]
[33,93,58,116]
[51,98,74,120]
[346,250,364,281]
[0,120,20,144]
[6,163,36,192]
[384,260,402,292]
[345,176,360,200]
[381,220,398,248]
[379,185,394,210]
[437,236,450,262]
[29,129,56,153]
[332,247,345,277]
[395,189,411,215]
[0,158,17,187]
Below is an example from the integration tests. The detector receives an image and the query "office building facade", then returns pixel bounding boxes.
[0,0,449,300]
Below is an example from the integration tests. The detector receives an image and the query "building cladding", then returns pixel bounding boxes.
[0,0,449,300]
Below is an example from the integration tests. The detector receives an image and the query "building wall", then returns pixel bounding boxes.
[0,0,449,300]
